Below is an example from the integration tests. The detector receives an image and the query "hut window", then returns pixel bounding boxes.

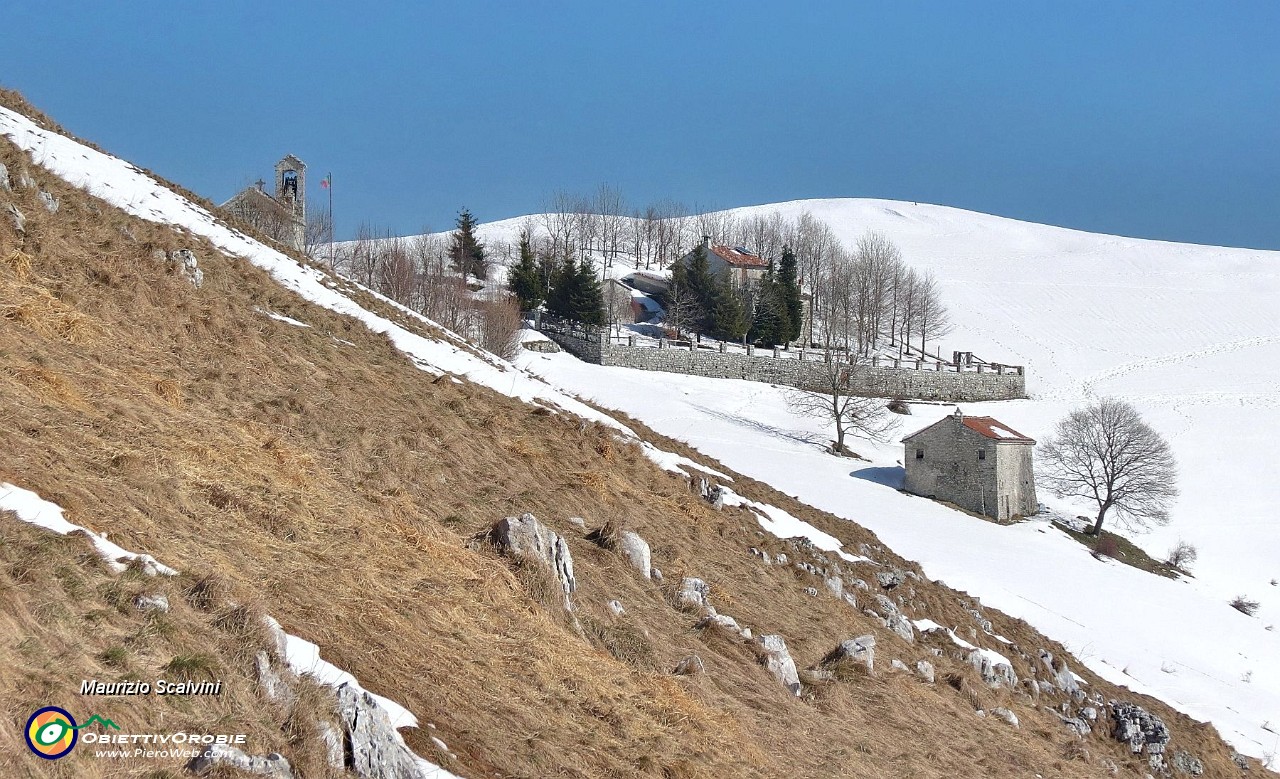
[915,448,924,460]
[978,449,986,460]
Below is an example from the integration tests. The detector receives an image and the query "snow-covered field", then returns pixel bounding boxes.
[518,199,1280,761]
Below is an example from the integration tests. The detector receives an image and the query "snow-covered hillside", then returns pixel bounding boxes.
[518,198,1280,761]
[7,93,1278,763]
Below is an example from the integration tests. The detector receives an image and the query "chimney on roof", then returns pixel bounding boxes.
[953,407,963,420]
[701,235,711,249]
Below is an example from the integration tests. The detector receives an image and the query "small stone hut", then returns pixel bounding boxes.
[902,409,1037,522]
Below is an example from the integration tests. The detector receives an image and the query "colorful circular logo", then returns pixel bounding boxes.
[25,707,78,760]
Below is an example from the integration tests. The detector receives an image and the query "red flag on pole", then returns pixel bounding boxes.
[320,173,331,189]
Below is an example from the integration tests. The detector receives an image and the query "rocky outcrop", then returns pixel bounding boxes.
[824,634,876,675]
[335,683,428,779]
[37,189,58,213]
[1110,701,1171,772]
[6,203,25,234]
[133,593,169,612]
[618,531,651,579]
[1171,750,1204,776]
[876,568,906,590]
[990,707,1019,728]
[673,655,705,675]
[677,577,710,610]
[187,744,293,778]
[754,634,801,695]
[915,660,935,684]
[871,594,914,643]
[490,513,576,610]
[0,163,9,191]
[968,650,1017,689]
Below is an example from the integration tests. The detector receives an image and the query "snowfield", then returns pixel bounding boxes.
[516,199,1280,760]
[5,101,1280,761]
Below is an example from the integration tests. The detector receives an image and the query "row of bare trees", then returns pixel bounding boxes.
[814,232,950,360]
[329,225,520,359]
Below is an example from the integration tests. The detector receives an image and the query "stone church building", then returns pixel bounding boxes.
[902,409,1038,522]
[220,155,306,252]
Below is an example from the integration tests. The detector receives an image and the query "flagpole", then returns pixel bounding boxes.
[327,172,334,269]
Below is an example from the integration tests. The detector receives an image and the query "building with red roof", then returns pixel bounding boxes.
[902,408,1038,522]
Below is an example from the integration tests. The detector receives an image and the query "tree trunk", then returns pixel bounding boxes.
[1090,502,1111,536]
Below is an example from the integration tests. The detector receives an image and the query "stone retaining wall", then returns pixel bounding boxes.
[541,328,1025,402]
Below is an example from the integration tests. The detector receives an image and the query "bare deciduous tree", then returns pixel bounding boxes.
[786,359,899,456]
[304,205,333,264]
[1038,397,1178,536]
[477,295,522,361]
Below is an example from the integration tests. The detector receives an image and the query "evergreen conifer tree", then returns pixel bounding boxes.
[508,230,544,310]
[570,259,606,325]
[778,246,804,344]
[448,208,488,280]
[545,254,578,320]
[711,273,747,342]
[750,260,785,346]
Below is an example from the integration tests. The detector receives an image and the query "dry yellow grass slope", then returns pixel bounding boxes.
[0,90,1267,778]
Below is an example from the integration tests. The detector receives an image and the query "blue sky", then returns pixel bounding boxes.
[3,2,1279,248]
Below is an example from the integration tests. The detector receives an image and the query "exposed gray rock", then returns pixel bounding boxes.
[749,547,771,564]
[890,659,910,673]
[0,163,9,191]
[677,577,709,610]
[800,667,834,684]
[650,567,663,582]
[876,568,906,590]
[17,170,33,189]
[872,594,915,643]
[842,592,858,610]
[607,599,625,616]
[37,189,58,213]
[335,683,427,779]
[254,651,297,706]
[774,553,788,566]
[698,612,743,635]
[990,707,1020,728]
[171,248,203,288]
[1231,751,1249,770]
[1110,702,1170,771]
[568,516,586,529]
[490,513,576,610]
[1080,706,1098,721]
[133,593,169,612]
[1171,750,1203,776]
[187,744,293,778]
[6,203,25,233]
[673,655,705,675]
[804,586,819,597]
[825,634,876,675]
[318,721,344,769]
[824,576,843,598]
[619,531,651,579]
[754,634,801,695]
[1038,680,1056,696]
[849,578,869,591]
[968,650,1017,689]
[915,660,935,683]
[1047,707,1092,737]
